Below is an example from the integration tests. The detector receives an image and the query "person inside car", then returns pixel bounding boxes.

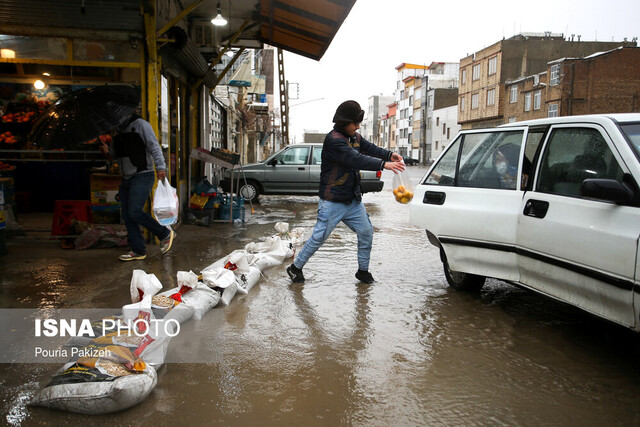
[493,143,521,189]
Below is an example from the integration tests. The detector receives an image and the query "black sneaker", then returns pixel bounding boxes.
[287,264,305,283]
[355,269,374,284]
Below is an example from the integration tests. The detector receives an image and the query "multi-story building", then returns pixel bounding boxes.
[387,102,397,151]
[458,33,635,129]
[362,94,394,144]
[504,46,640,122]
[395,64,428,158]
[394,62,459,160]
[430,104,461,161]
[425,88,459,161]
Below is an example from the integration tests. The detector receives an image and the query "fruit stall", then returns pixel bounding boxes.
[0,83,108,220]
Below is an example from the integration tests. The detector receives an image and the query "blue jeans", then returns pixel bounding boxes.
[294,198,374,271]
[119,172,170,255]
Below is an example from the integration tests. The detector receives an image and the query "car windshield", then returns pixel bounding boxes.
[620,123,640,159]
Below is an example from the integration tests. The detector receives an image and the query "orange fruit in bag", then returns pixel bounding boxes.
[393,185,413,203]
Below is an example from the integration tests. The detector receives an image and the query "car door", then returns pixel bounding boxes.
[517,124,640,328]
[263,145,311,193]
[309,145,322,192]
[409,128,528,282]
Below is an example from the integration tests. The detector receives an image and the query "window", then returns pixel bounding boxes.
[461,68,467,84]
[460,96,465,111]
[534,90,541,110]
[508,117,516,123]
[311,146,322,165]
[550,64,560,85]
[524,92,532,111]
[488,57,497,75]
[472,64,480,80]
[533,75,540,86]
[548,103,558,117]
[457,131,524,190]
[487,88,495,106]
[427,130,525,190]
[537,128,624,198]
[408,134,412,144]
[278,146,310,165]
[447,128,450,139]
[471,93,479,109]
[510,86,518,103]
[436,117,440,126]
[409,95,413,104]
[443,123,446,134]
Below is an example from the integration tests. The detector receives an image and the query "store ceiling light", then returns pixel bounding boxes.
[211,1,227,26]
[34,80,45,90]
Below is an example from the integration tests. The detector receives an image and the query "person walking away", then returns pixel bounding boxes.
[286,100,405,284]
[99,113,175,261]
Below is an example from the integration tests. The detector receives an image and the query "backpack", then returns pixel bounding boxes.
[113,130,147,172]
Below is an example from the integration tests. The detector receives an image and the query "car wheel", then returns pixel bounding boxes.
[442,255,485,291]
[239,181,260,202]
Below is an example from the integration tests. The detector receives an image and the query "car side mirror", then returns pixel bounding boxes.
[581,178,635,204]
[267,158,277,166]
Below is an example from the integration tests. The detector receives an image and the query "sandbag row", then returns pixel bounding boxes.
[31,223,305,415]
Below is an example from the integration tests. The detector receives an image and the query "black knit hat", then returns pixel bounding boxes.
[332,100,365,124]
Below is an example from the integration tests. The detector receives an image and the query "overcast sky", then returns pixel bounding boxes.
[281,0,639,142]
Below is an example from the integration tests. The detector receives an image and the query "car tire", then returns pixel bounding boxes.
[239,180,260,203]
[442,255,485,291]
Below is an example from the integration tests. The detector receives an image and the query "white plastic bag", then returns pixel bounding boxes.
[153,178,179,226]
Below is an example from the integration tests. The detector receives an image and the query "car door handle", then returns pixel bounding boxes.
[423,191,446,205]
[523,199,549,219]
[298,167,305,171]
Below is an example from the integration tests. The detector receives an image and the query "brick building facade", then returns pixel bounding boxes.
[458,33,635,129]
[504,47,640,122]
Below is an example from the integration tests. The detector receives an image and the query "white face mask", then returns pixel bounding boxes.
[495,161,507,175]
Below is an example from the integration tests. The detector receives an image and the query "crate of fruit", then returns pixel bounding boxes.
[210,148,240,165]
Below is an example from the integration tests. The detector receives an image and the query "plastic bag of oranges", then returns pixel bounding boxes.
[392,169,413,204]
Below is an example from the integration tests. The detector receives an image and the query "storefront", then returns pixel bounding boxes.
[0,7,216,228]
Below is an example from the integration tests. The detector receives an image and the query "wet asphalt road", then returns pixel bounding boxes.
[2,166,640,426]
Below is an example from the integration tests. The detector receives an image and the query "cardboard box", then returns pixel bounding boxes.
[90,174,121,205]
[91,204,121,224]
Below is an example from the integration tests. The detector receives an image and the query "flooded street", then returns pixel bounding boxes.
[2,166,640,426]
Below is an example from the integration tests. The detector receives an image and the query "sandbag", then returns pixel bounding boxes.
[31,345,157,414]
[236,266,262,294]
[217,282,238,306]
[64,316,127,348]
[130,270,163,303]
[158,282,219,320]
[203,249,253,274]
[201,267,236,289]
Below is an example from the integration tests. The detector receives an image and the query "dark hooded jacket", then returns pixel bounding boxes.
[319,126,392,203]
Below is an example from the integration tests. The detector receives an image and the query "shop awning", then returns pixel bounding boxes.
[257,0,357,60]
[0,0,357,64]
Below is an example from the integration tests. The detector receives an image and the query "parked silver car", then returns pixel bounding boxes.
[222,143,384,202]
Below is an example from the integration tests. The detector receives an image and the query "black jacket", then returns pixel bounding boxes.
[319,127,392,203]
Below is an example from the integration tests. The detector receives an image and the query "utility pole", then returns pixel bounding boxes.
[277,48,289,145]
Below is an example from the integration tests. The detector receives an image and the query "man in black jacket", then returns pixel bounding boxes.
[287,100,405,284]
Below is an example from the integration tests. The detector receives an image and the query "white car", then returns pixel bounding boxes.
[409,114,640,331]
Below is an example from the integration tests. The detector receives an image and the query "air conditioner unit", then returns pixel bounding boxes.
[192,21,219,47]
